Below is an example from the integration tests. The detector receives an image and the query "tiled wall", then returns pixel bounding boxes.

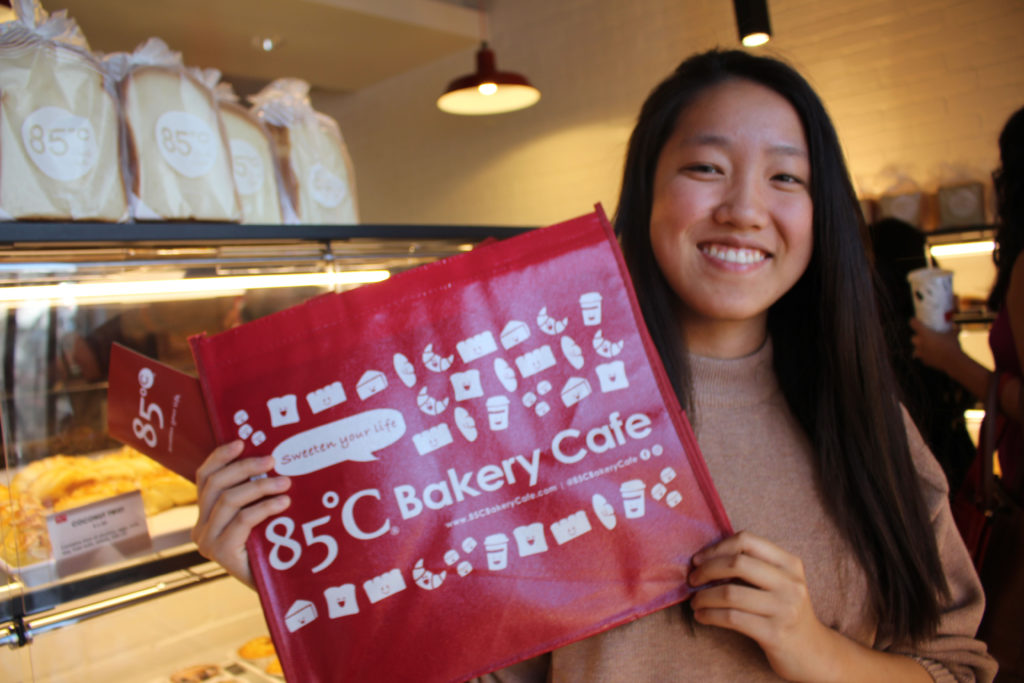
[316,0,1024,227]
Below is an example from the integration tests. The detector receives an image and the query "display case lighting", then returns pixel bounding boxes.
[928,240,995,257]
[0,270,390,305]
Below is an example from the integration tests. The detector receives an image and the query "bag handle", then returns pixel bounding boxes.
[980,371,1000,515]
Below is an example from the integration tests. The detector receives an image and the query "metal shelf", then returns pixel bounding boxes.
[0,223,534,247]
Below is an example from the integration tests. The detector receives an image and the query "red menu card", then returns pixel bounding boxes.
[188,207,732,682]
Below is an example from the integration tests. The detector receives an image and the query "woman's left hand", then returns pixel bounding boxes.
[689,530,839,682]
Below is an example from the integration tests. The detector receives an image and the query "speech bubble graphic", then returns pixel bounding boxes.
[272,409,406,475]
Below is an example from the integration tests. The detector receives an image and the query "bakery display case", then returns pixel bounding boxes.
[0,222,527,681]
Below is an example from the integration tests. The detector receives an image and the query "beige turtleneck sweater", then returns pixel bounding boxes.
[478,341,996,682]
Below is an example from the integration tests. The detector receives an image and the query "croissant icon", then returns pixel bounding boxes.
[536,307,568,335]
[422,343,454,373]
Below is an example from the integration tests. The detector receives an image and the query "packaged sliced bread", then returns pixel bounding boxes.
[214,80,287,224]
[0,0,128,221]
[250,78,358,224]
[107,38,240,221]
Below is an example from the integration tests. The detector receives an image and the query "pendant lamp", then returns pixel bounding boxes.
[733,0,772,47]
[436,41,541,115]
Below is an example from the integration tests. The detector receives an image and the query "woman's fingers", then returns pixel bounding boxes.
[195,450,276,526]
[190,441,292,587]
[195,440,245,490]
[691,530,806,585]
[196,474,291,549]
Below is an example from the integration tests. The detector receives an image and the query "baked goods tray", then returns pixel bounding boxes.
[148,657,281,683]
[0,504,198,587]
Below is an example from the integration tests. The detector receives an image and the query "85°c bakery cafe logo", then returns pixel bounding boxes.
[233,289,669,541]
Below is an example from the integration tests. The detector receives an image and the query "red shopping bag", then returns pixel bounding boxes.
[189,206,732,683]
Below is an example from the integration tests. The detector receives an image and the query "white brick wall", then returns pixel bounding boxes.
[315,0,1024,227]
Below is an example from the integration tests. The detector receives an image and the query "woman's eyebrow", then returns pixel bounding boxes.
[680,134,806,158]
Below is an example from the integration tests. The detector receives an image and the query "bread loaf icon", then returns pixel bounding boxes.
[515,345,556,378]
[596,361,629,393]
[363,568,406,604]
[550,510,592,545]
[412,424,453,455]
[457,331,498,363]
[450,370,484,401]
[306,381,346,414]
[324,583,359,619]
[267,395,299,427]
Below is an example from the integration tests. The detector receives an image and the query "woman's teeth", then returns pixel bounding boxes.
[701,244,767,264]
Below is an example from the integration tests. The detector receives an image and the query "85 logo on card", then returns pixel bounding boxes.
[133,367,166,448]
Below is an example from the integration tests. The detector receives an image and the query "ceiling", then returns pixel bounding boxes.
[12,0,481,94]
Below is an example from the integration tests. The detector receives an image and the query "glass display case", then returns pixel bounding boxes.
[0,223,528,681]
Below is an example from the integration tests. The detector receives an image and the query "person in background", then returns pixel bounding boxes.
[911,104,1024,680]
[869,216,977,492]
[192,50,996,681]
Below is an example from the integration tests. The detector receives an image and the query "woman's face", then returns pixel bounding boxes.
[649,78,813,358]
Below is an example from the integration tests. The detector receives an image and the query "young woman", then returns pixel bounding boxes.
[193,50,997,681]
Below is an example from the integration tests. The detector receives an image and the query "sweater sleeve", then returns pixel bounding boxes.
[889,408,998,682]
[467,653,551,683]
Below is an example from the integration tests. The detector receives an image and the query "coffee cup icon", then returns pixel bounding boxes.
[579,292,603,326]
[484,533,510,570]
[620,479,647,519]
[486,396,511,430]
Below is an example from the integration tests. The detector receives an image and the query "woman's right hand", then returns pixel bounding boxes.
[909,317,964,371]
[191,441,291,589]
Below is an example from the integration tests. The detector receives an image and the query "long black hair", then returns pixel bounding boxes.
[989,105,1024,310]
[616,49,948,644]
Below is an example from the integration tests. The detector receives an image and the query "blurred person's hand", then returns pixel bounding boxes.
[910,317,964,371]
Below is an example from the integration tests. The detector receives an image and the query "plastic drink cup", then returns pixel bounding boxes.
[579,292,603,326]
[484,533,510,570]
[620,479,647,518]
[907,267,955,332]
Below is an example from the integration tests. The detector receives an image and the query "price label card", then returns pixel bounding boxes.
[107,343,217,482]
[47,490,152,577]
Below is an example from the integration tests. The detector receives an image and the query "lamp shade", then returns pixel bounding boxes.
[733,0,772,47]
[437,42,540,115]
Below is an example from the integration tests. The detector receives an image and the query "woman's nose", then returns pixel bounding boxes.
[712,178,768,230]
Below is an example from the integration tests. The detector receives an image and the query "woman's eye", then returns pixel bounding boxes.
[772,173,806,185]
[683,163,720,175]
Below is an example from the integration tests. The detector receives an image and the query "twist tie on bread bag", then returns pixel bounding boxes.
[249,78,317,128]
[211,73,293,224]
[249,78,358,223]
[0,0,129,222]
[0,0,89,49]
